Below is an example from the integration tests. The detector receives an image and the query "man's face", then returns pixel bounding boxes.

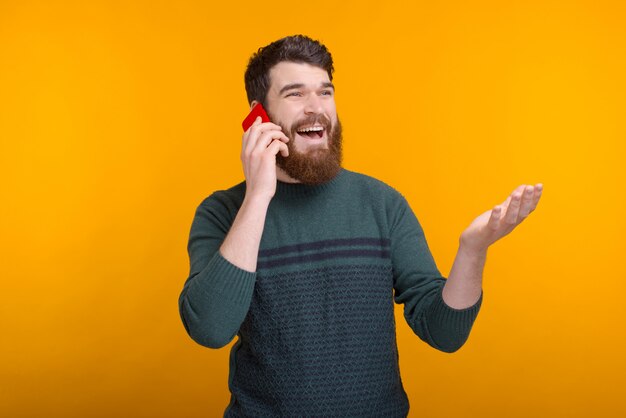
[262,61,342,184]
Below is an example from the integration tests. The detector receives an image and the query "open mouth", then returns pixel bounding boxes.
[296,125,325,140]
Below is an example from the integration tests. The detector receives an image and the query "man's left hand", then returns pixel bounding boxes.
[460,184,543,254]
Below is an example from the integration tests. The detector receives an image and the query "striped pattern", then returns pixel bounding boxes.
[257,237,391,269]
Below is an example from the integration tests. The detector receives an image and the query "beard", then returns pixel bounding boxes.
[272,113,343,185]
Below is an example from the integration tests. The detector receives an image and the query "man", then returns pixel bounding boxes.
[179,35,542,417]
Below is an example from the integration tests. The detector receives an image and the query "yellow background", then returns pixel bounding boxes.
[1,0,625,417]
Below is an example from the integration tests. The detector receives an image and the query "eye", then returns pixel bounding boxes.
[320,90,333,96]
[286,92,302,97]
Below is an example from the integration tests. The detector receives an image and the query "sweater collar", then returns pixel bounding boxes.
[274,168,346,199]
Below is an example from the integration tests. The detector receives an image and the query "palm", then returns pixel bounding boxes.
[461,184,543,252]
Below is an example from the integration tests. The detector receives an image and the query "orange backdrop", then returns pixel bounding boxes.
[1,1,625,417]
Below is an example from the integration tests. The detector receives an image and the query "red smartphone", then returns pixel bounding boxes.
[242,103,270,132]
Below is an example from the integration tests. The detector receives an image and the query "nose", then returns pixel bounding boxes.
[303,93,324,115]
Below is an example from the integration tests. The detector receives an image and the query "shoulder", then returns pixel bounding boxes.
[341,168,406,202]
[199,181,246,207]
[341,169,416,230]
[194,181,247,223]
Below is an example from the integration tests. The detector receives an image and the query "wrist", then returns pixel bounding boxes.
[458,237,488,259]
[243,190,273,207]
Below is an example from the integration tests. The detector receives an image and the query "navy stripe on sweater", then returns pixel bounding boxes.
[257,237,391,269]
[257,249,390,269]
[258,237,390,258]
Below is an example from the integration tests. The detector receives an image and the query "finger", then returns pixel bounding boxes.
[252,130,290,156]
[499,184,524,209]
[246,120,283,136]
[521,183,544,216]
[278,141,289,158]
[243,120,265,154]
[245,125,288,157]
[266,139,289,158]
[261,122,284,132]
[241,117,262,153]
[500,195,511,210]
[487,205,502,230]
[246,122,285,146]
[518,185,535,219]
[532,183,543,208]
[503,185,525,224]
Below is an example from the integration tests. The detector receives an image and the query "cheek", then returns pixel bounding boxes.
[272,106,298,125]
[325,103,337,118]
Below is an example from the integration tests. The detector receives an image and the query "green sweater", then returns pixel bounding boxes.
[179,168,482,417]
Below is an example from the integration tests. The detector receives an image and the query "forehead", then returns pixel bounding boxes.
[268,62,330,92]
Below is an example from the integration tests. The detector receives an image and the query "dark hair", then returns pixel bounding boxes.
[244,35,334,107]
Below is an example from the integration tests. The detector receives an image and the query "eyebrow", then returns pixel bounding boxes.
[279,82,335,95]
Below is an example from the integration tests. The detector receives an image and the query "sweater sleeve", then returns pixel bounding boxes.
[390,194,482,353]
[178,193,257,349]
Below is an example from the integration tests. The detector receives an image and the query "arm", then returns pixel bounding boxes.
[219,116,290,272]
[178,196,258,349]
[178,117,290,349]
[391,195,482,353]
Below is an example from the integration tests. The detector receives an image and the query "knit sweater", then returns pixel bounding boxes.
[178,168,482,417]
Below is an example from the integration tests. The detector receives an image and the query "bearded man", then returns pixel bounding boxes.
[178,35,542,417]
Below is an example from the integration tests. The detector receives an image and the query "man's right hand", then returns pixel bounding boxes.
[219,116,289,272]
[241,116,290,201]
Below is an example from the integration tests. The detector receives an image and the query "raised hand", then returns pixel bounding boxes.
[241,116,290,201]
[460,184,543,253]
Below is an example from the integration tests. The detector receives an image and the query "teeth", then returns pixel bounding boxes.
[297,126,324,133]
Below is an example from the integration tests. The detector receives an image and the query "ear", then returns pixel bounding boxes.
[250,100,259,110]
